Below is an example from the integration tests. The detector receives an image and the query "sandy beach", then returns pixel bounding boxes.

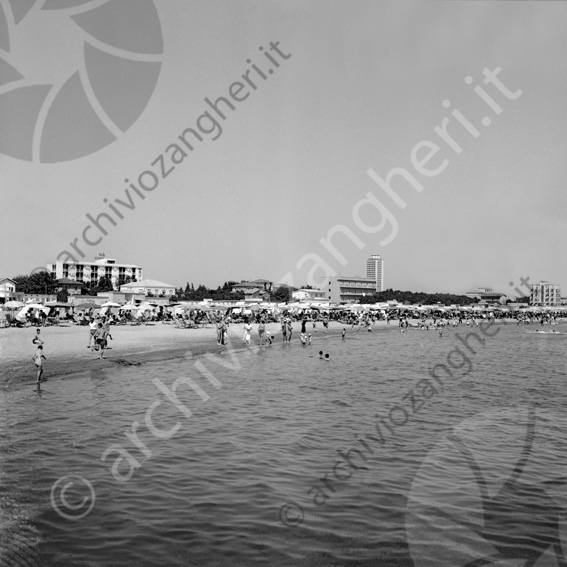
[0,319,367,384]
[1,317,533,385]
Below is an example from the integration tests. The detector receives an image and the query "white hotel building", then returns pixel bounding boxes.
[530,281,561,307]
[47,255,143,289]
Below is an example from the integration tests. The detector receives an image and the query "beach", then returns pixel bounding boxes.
[1,319,567,566]
[0,319,359,384]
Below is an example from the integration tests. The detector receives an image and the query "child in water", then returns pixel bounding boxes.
[32,345,46,383]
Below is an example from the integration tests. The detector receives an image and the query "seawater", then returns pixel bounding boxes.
[1,324,566,566]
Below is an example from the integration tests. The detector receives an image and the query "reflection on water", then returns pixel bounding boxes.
[1,324,566,566]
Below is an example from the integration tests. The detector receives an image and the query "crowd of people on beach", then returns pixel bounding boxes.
[23,301,565,387]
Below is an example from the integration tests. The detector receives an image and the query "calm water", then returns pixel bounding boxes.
[1,323,566,566]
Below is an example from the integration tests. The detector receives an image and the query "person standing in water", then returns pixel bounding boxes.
[32,345,46,383]
[258,318,266,345]
[286,317,293,343]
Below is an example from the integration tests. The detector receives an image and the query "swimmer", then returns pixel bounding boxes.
[266,330,273,345]
[300,333,307,346]
[342,328,346,340]
[439,330,443,337]
[324,353,330,361]
[319,350,324,359]
[308,333,312,345]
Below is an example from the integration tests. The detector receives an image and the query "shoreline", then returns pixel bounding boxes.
[1,321,368,384]
[1,318,560,386]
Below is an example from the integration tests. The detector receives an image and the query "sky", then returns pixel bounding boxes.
[1,0,566,295]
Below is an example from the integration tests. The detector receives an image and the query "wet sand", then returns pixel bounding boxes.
[0,320,366,384]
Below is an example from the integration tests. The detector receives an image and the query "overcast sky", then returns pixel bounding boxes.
[1,0,566,294]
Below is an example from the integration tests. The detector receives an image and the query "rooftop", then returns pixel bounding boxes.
[121,279,175,289]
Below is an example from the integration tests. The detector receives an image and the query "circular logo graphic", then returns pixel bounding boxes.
[406,406,567,567]
[50,474,96,520]
[0,0,162,163]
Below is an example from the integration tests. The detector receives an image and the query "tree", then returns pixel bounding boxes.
[272,286,292,302]
[97,276,114,293]
[117,275,132,288]
[12,272,58,294]
[362,288,477,306]
[57,288,69,303]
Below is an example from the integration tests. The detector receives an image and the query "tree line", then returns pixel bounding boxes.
[362,288,478,306]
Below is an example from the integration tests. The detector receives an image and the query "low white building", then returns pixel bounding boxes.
[0,278,16,303]
[323,276,377,303]
[292,288,326,302]
[120,279,176,297]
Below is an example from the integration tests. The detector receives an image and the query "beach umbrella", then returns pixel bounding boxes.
[44,301,71,308]
[26,303,45,309]
[179,303,203,310]
[3,300,24,309]
[120,304,139,311]
[75,302,101,310]
[101,301,121,307]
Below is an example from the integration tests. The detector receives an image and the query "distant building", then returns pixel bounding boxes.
[0,278,57,304]
[324,276,377,303]
[48,254,143,290]
[0,278,16,303]
[464,287,507,305]
[57,277,83,296]
[231,279,273,300]
[530,281,561,306]
[292,288,327,302]
[120,279,176,297]
[366,254,384,292]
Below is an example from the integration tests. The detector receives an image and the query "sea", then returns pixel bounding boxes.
[1,322,566,567]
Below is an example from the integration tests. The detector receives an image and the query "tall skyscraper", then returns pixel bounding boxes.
[366,254,384,292]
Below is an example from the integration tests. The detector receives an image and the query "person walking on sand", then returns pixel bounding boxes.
[102,318,113,350]
[216,317,223,345]
[32,328,44,347]
[92,323,107,359]
[87,318,98,348]
[243,321,252,345]
[32,345,46,383]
